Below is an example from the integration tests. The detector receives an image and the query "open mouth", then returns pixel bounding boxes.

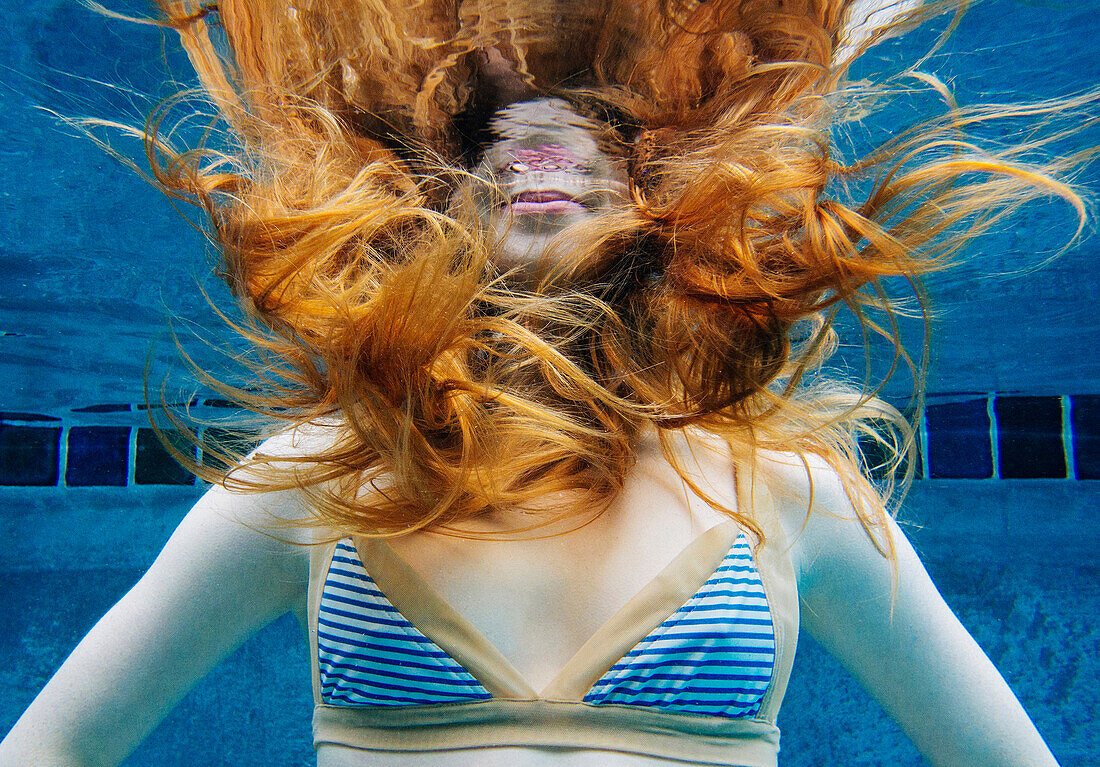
[508,190,588,215]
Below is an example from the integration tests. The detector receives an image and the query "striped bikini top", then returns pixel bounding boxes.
[307,478,799,767]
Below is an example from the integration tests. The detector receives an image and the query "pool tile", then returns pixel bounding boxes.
[66,426,129,487]
[857,432,923,482]
[924,399,993,479]
[0,426,60,486]
[994,396,1066,479]
[135,428,196,486]
[201,428,260,473]
[1071,395,1100,480]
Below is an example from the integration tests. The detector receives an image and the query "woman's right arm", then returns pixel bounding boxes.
[0,467,313,767]
[762,452,1059,767]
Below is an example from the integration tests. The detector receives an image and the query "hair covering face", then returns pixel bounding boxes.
[146,0,1079,545]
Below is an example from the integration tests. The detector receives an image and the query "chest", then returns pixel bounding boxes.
[383,447,736,688]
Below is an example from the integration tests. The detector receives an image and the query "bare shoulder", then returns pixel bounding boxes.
[207,418,346,546]
[749,449,863,524]
[745,449,889,587]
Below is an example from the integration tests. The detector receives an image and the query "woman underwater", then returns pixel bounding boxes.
[0,0,1081,764]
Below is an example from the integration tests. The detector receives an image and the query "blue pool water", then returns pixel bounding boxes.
[1,0,1097,764]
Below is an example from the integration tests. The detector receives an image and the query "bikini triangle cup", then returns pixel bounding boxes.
[319,522,775,717]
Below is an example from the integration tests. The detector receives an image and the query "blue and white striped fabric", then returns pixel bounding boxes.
[318,539,492,707]
[583,534,776,719]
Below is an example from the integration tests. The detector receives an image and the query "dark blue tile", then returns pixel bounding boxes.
[994,397,1066,479]
[925,399,993,479]
[1071,395,1100,480]
[0,426,60,486]
[135,429,196,486]
[66,427,130,487]
[200,428,259,473]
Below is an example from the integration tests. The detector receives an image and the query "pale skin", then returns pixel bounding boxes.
[0,427,1060,766]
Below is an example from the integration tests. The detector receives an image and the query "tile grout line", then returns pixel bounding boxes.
[987,395,1000,480]
[917,408,931,480]
[1062,395,1076,481]
[58,422,70,488]
[127,427,138,487]
[197,425,208,474]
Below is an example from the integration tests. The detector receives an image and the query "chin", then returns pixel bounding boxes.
[489,219,618,288]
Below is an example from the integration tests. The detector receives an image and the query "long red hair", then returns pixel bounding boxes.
[128,0,1084,544]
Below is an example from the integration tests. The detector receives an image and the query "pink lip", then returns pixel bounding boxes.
[509,190,587,215]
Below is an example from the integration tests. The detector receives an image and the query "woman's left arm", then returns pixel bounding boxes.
[766,456,1059,767]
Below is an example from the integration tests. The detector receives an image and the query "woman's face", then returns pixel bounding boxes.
[468,98,630,279]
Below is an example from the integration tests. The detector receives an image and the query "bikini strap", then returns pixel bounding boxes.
[735,459,800,725]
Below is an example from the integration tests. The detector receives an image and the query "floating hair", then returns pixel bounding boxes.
[127,0,1088,547]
